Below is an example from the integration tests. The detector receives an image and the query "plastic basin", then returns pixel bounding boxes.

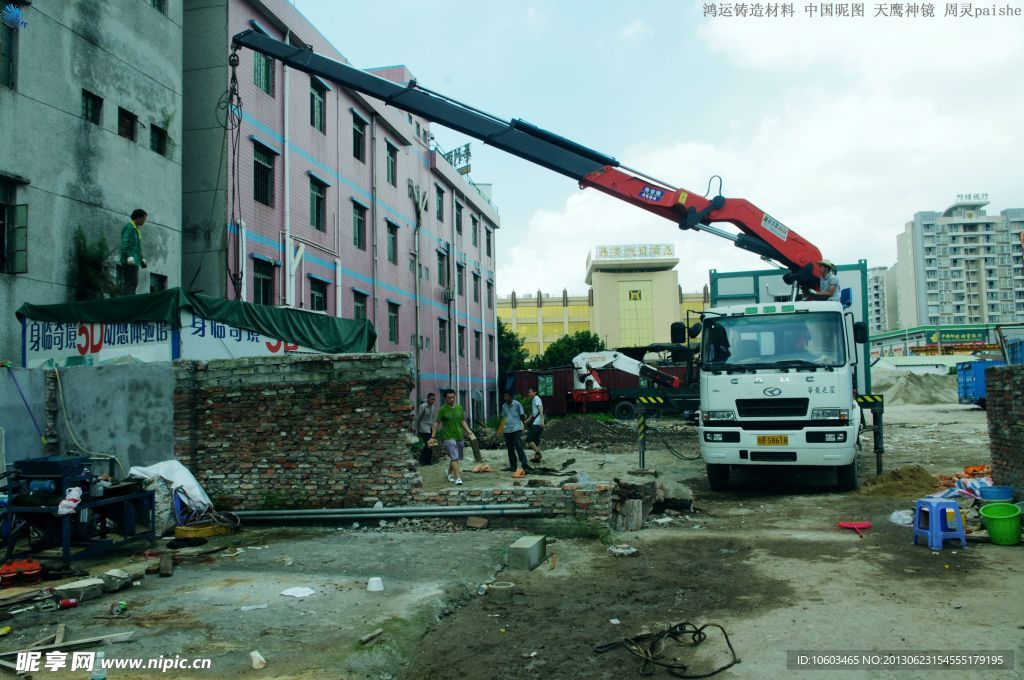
[979,503,1021,546]
[979,486,1014,502]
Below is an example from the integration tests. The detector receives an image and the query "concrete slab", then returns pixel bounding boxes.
[507,535,546,570]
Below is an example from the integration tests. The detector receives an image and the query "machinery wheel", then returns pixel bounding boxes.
[613,400,637,420]
[836,461,859,491]
[706,464,730,491]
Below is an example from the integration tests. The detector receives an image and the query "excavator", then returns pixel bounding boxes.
[230,31,880,491]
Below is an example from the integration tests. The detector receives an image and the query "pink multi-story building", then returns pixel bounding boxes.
[182,0,500,418]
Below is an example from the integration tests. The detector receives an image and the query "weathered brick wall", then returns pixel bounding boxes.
[987,366,1024,490]
[173,353,419,510]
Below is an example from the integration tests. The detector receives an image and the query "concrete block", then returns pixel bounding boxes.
[54,578,106,602]
[508,535,546,571]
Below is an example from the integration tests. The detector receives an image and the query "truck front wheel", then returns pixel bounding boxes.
[836,461,859,491]
[706,464,730,491]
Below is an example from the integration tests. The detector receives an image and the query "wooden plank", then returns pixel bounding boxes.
[0,631,134,657]
[54,624,66,645]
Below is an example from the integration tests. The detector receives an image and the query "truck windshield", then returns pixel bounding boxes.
[702,312,846,369]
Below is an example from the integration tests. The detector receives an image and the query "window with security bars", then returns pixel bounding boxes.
[353,291,367,321]
[386,143,397,186]
[488,334,495,362]
[253,260,274,305]
[386,222,398,264]
[437,252,447,287]
[352,114,366,162]
[487,281,493,308]
[435,185,444,221]
[457,264,465,296]
[474,331,481,360]
[485,228,492,257]
[309,178,326,231]
[1,23,15,88]
[438,318,448,353]
[82,90,102,125]
[457,325,466,357]
[310,279,327,312]
[455,203,463,234]
[253,145,274,206]
[0,179,27,274]
[353,202,367,249]
[471,216,478,247]
[310,78,326,132]
[472,273,480,303]
[254,52,274,95]
[388,302,399,343]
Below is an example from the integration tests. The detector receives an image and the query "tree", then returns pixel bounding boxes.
[497,318,529,389]
[528,330,606,370]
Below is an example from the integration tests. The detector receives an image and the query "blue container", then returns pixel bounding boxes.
[1006,339,1024,365]
[979,486,1014,502]
[956,360,1006,408]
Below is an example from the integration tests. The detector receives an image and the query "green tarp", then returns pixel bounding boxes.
[16,288,376,354]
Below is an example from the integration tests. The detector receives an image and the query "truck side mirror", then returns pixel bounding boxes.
[688,322,703,339]
[853,321,868,344]
[670,322,687,344]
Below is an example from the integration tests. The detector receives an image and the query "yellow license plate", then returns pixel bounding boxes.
[757,435,789,446]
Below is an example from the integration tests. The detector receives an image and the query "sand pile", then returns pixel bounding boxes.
[871,370,957,405]
[858,464,940,498]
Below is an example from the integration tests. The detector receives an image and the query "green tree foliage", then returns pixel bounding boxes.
[497,318,529,386]
[528,330,606,370]
[72,228,117,300]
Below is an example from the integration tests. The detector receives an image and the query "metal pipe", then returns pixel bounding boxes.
[235,503,532,517]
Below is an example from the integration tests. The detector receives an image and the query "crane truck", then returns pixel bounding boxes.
[229,31,877,491]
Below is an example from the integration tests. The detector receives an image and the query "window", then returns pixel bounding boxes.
[457,325,466,357]
[485,228,492,257]
[149,273,168,293]
[438,318,448,353]
[310,78,326,132]
[253,145,275,207]
[150,0,166,12]
[310,279,327,312]
[487,334,495,362]
[386,143,397,186]
[455,203,463,234]
[150,124,168,156]
[457,264,465,297]
[352,202,367,250]
[352,113,366,162]
[254,52,274,95]
[435,185,444,221]
[117,108,137,141]
[415,121,421,138]
[81,90,102,125]
[409,255,416,273]
[471,216,478,247]
[487,281,493,308]
[386,222,398,264]
[472,273,480,303]
[474,330,482,360]
[253,259,275,305]
[388,302,400,343]
[1,23,15,88]
[353,291,368,320]
[0,180,27,275]
[437,252,447,287]
[309,178,326,231]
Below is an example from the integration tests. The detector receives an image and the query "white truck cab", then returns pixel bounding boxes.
[696,300,868,491]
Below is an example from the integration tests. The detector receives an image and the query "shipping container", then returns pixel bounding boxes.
[956,360,1006,409]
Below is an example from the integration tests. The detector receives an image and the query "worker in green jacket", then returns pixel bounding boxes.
[119,209,148,295]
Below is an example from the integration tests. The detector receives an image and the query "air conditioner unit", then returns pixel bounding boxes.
[442,289,455,303]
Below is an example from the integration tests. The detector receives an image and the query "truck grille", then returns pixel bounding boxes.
[735,398,808,418]
[750,451,797,462]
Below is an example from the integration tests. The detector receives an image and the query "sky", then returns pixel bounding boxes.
[291,0,1024,296]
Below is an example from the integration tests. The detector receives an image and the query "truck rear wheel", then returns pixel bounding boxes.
[706,464,730,491]
[613,400,637,420]
[836,461,859,491]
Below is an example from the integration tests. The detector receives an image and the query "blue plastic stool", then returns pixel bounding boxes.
[912,498,967,550]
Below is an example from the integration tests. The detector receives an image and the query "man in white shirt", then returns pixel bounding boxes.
[413,393,436,465]
[525,386,545,463]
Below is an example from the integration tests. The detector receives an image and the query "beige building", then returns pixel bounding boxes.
[498,243,707,355]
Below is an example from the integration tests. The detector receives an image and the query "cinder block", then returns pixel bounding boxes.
[508,535,546,571]
[54,578,106,602]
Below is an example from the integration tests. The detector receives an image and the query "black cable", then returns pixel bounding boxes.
[594,621,740,678]
[703,175,724,198]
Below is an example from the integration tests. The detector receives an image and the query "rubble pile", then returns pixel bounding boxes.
[542,415,636,449]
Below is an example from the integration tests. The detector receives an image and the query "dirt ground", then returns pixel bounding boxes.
[2,404,1020,680]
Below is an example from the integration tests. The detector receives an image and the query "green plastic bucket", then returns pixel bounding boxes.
[979,502,1021,546]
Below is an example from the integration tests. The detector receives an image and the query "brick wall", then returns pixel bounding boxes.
[173,353,419,509]
[986,365,1024,490]
[413,483,612,520]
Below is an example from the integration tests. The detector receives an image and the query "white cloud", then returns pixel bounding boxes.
[618,20,653,41]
